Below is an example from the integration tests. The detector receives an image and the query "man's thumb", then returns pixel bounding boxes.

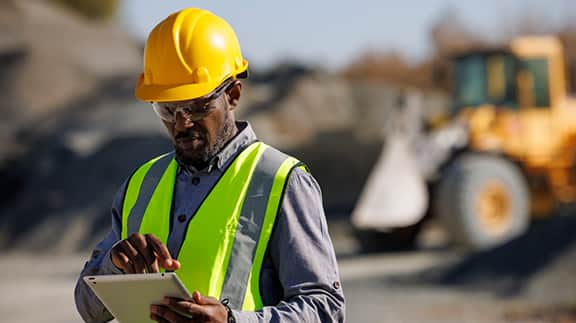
[192,291,219,305]
[192,291,205,304]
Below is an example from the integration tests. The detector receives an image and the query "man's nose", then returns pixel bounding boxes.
[174,112,194,130]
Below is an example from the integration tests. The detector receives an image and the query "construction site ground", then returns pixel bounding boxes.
[1,212,575,323]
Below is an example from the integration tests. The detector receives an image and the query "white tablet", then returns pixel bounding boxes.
[84,272,192,323]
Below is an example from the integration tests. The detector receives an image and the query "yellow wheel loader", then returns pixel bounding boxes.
[353,36,576,250]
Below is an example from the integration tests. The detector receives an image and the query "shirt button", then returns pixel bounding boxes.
[177,214,187,223]
[333,281,341,289]
[191,177,200,185]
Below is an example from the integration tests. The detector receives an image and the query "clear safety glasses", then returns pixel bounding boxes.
[152,79,235,123]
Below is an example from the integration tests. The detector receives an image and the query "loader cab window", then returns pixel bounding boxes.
[453,53,517,112]
[454,55,485,109]
[517,58,550,108]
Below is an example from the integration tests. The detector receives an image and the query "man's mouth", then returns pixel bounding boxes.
[175,132,205,150]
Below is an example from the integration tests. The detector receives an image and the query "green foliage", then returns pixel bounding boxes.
[52,0,119,20]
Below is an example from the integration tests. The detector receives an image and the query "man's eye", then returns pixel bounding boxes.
[195,104,211,113]
[181,106,194,114]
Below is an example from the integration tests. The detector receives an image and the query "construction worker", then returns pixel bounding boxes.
[74,7,345,323]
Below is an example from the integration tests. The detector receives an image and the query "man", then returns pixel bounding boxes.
[74,7,345,323]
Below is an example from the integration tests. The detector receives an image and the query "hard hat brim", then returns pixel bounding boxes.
[134,61,248,102]
[135,76,221,102]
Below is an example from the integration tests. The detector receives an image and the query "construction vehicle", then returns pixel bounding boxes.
[352,36,576,250]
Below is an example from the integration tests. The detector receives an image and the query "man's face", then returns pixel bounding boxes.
[160,82,241,166]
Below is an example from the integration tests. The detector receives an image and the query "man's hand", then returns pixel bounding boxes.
[111,233,181,273]
[150,291,229,323]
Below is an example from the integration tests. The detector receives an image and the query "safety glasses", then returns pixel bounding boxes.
[152,79,235,123]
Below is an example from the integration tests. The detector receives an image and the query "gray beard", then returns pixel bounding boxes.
[175,112,236,168]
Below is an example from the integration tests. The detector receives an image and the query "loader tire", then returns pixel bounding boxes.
[434,154,529,250]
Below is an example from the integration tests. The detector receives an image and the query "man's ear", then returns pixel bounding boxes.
[227,81,242,111]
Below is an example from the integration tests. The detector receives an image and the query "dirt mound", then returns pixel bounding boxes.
[0,0,140,164]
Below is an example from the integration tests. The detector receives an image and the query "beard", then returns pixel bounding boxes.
[174,111,236,168]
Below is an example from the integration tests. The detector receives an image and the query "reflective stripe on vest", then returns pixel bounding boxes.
[121,142,301,310]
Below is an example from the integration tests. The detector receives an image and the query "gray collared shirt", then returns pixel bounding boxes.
[74,121,345,322]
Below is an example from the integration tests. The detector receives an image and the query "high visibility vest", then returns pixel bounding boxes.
[120,142,302,310]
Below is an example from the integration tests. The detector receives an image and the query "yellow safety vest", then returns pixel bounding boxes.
[120,142,301,310]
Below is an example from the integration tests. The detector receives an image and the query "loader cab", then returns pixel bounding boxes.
[452,36,563,114]
[453,50,519,113]
[510,36,565,110]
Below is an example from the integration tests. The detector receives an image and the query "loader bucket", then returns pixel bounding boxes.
[352,133,428,229]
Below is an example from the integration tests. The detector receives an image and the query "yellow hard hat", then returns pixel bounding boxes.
[135,8,248,102]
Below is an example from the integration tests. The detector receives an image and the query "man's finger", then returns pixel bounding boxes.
[162,297,206,316]
[145,234,180,270]
[149,313,170,323]
[148,259,160,273]
[112,241,140,273]
[152,304,188,323]
[163,309,189,323]
[110,250,132,273]
[120,240,147,273]
[128,234,157,273]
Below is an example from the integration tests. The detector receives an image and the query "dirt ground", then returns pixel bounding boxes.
[338,214,576,323]
[1,215,575,322]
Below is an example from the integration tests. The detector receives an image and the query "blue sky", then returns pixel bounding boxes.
[119,0,570,70]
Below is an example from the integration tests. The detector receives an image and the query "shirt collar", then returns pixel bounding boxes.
[176,120,257,175]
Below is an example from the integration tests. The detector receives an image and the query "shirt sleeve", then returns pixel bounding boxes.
[233,167,346,323]
[74,181,126,323]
